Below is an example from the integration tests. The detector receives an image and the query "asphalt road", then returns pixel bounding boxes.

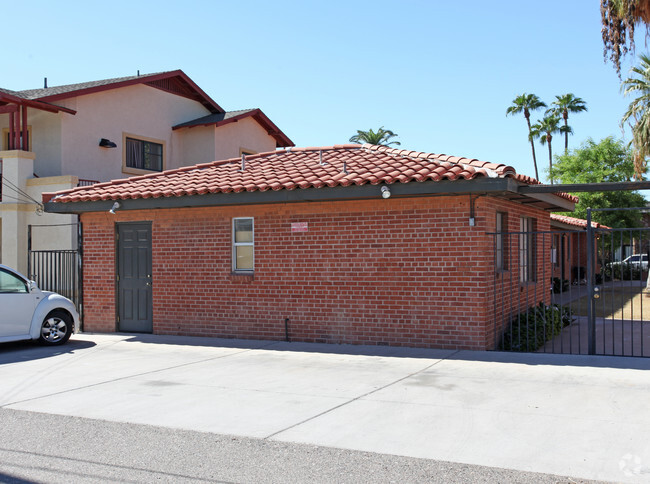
[0,408,600,484]
[1,333,648,483]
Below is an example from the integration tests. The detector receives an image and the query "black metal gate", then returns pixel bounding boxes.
[27,223,83,323]
[493,209,650,358]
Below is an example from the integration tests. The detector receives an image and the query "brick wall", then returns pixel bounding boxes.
[81,194,551,350]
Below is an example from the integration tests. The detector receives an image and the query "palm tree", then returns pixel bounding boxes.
[601,0,650,75]
[506,93,547,180]
[547,94,587,153]
[621,53,650,179]
[530,115,561,184]
[349,127,400,147]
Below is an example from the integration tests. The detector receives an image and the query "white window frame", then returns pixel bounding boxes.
[232,217,254,272]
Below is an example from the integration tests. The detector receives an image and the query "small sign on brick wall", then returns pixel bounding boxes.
[291,222,308,233]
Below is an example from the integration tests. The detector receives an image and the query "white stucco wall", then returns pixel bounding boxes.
[178,125,216,166]
[57,84,210,181]
[213,117,277,159]
[25,176,78,252]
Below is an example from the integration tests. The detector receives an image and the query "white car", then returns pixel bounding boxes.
[622,254,649,270]
[0,264,80,345]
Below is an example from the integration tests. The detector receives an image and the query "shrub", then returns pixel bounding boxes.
[499,303,573,352]
[602,263,641,281]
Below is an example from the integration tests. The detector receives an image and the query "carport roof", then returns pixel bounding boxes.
[43,144,577,213]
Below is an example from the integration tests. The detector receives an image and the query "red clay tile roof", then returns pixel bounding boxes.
[550,214,609,229]
[45,144,577,204]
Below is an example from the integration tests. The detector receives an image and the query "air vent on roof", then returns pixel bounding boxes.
[319,150,327,166]
[342,161,348,175]
[240,153,246,172]
[44,78,47,89]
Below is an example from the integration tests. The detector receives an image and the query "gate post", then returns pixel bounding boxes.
[586,208,596,355]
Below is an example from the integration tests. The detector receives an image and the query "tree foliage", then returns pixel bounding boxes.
[621,53,650,178]
[547,94,588,153]
[601,0,650,75]
[349,127,400,147]
[550,137,647,227]
[506,93,547,180]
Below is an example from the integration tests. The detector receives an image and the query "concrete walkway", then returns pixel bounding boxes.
[1,333,649,483]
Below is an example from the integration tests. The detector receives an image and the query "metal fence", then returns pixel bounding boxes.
[27,224,83,323]
[492,223,650,358]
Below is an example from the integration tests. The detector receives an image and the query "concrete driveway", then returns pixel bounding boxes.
[1,333,649,483]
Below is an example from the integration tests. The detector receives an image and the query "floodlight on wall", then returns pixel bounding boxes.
[381,186,391,199]
[109,201,121,214]
[99,138,117,148]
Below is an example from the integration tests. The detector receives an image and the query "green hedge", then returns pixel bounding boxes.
[602,263,642,281]
[500,303,573,352]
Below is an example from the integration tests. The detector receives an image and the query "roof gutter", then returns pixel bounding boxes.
[44,177,573,214]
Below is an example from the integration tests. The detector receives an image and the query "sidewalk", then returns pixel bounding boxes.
[1,333,649,483]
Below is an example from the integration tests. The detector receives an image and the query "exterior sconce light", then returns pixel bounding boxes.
[99,138,117,148]
[381,186,391,199]
[109,201,121,214]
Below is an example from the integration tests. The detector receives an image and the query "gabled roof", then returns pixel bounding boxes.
[12,70,223,113]
[550,214,610,229]
[173,108,294,147]
[44,144,577,213]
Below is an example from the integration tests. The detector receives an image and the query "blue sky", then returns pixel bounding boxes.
[3,0,638,181]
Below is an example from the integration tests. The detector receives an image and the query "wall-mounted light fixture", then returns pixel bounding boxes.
[109,201,121,214]
[99,138,117,148]
[381,186,391,199]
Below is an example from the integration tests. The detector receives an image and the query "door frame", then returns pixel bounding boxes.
[115,221,153,333]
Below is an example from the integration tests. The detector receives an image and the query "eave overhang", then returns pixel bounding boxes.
[44,178,574,214]
[0,92,76,115]
[173,108,294,148]
[31,70,223,114]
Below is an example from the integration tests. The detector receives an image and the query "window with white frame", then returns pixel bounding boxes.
[496,212,507,270]
[519,217,536,282]
[233,218,254,272]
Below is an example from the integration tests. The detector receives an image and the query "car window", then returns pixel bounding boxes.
[629,256,639,262]
[0,269,28,293]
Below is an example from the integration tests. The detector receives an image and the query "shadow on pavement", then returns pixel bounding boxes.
[0,338,96,365]
[111,332,650,371]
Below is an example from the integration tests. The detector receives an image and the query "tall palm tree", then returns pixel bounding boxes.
[506,93,547,180]
[548,94,587,153]
[349,127,400,147]
[621,53,650,179]
[530,115,561,184]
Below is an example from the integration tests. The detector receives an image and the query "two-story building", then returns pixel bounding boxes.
[0,70,293,276]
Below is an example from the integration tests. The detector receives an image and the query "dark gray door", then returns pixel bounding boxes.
[117,223,153,333]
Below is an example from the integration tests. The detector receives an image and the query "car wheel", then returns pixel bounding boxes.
[39,310,72,345]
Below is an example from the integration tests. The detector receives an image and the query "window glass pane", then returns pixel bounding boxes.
[126,138,162,171]
[234,219,253,242]
[0,270,27,293]
[235,246,254,270]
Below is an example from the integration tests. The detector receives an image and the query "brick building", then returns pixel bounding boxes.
[44,144,575,350]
